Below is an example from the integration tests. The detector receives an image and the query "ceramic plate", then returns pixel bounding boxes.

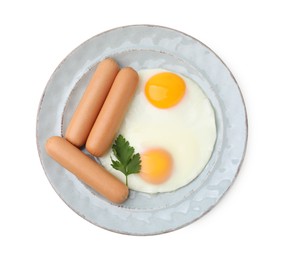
[36,25,247,235]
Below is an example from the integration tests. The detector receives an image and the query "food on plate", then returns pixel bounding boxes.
[139,148,173,184]
[46,60,216,201]
[110,135,141,186]
[145,72,186,109]
[65,58,119,147]
[45,136,129,204]
[100,69,217,193]
[86,67,139,157]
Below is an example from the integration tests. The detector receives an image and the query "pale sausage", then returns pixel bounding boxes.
[45,136,129,204]
[65,58,119,147]
[86,67,138,156]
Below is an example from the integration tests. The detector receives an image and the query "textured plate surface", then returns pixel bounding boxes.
[36,25,247,235]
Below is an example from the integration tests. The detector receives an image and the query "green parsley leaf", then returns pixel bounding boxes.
[126,153,141,175]
[110,135,141,186]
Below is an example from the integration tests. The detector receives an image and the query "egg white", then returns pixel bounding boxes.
[100,69,216,193]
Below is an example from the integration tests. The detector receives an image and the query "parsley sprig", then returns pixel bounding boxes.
[111,135,141,186]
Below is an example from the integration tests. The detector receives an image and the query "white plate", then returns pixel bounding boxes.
[36,25,247,235]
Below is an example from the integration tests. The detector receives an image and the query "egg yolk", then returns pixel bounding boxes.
[145,72,186,109]
[139,149,173,184]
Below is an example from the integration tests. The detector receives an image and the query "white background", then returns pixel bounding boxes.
[1,0,284,259]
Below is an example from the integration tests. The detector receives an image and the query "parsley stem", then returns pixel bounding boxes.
[126,176,128,187]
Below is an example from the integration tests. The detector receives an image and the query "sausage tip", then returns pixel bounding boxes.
[103,57,120,69]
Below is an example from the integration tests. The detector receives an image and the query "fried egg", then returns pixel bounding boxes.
[100,69,216,193]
